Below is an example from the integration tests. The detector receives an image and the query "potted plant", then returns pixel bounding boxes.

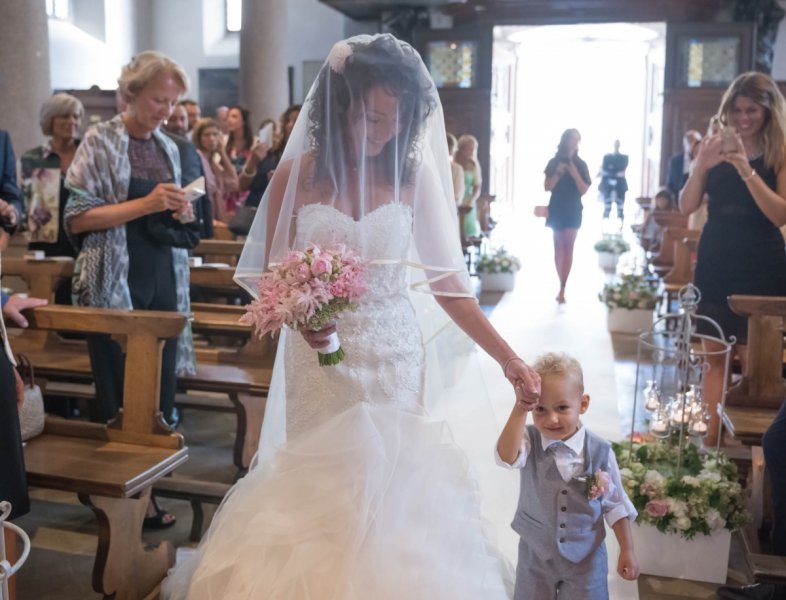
[476,248,521,292]
[598,273,658,333]
[593,234,630,271]
[613,439,749,583]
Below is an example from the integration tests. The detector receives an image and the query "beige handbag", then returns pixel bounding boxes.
[15,353,45,441]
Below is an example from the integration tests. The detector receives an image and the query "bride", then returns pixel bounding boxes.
[162,33,540,599]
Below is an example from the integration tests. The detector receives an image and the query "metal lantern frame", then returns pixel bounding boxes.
[0,502,31,600]
[627,284,734,474]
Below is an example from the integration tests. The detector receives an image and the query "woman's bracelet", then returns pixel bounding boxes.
[503,356,525,378]
[241,166,257,178]
[741,169,757,182]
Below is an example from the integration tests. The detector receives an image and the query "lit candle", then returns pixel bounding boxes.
[672,409,690,424]
[651,421,668,434]
[691,421,708,434]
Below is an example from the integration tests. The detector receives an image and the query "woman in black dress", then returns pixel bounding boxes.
[681,72,786,447]
[544,128,591,304]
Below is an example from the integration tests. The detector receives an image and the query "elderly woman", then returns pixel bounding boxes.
[65,51,197,527]
[64,52,196,525]
[20,94,83,308]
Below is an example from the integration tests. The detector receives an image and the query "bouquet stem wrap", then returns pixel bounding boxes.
[317,331,344,366]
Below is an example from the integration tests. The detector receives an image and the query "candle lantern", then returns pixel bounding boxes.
[626,284,734,475]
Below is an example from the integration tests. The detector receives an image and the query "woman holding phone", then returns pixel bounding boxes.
[680,71,786,448]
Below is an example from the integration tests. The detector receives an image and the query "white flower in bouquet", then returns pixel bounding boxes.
[681,475,702,487]
[667,498,689,518]
[705,509,726,530]
[673,515,692,530]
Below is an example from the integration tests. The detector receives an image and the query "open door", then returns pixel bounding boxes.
[660,22,755,182]
[490,37,517,205]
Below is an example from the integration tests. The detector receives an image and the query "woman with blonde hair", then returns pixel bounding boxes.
[192,117,239,224]
[64,52,197,529]
[454,134,482,237]
[681,71,786,448]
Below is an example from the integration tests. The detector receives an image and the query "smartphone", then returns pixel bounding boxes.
[183,176,206,203]
[720,127,738,154]
[258,123,274,147]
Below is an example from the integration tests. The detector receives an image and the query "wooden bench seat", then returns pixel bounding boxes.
[722,405,777,447]
[18,305,188,599]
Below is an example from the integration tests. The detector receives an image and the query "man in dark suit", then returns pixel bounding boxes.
[0,129,22,234]
[665,129,702,200]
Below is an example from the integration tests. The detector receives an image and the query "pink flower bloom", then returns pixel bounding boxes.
[311,256,332,277]
[645,500,669,518]
[586,469,611,501]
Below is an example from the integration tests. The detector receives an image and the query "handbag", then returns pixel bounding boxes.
[533,205,549,218]
[15,353,45,441]
[228,205,257,237]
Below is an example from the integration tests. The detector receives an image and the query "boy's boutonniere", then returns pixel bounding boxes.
[578,469,610,501]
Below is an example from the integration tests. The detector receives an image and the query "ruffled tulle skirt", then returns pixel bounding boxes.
[161,402,512,599]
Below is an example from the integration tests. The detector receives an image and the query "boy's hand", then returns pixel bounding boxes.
[617,549,639,580]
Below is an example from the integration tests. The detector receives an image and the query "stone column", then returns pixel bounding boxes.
[240,0,289,127]
[0,0,51,153]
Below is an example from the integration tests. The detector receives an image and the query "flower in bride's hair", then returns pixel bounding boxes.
[328,41,353,74]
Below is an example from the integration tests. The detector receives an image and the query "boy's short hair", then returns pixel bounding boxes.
[533,352,584,392]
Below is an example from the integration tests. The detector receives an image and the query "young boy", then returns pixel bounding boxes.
[497,352,639,599]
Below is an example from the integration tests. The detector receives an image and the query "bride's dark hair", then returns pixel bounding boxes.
[308,34,437,190]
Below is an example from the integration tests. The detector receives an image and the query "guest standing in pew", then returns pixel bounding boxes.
[223,105,253,217]
[1,208,48,600]
[238,104,302,211]
[192,117,239,226]
[680,72,786,448]
[544,128,592,305]
[19,94,83,308]
[455,134,483,239]
[666,129,702,200]
[64,51,198,528]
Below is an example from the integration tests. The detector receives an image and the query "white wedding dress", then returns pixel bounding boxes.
[162,203,511,599]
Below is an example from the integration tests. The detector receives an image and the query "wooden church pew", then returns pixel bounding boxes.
[20,305,188,600]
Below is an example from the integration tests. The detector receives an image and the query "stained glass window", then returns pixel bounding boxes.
[679,37,739,88]
[426,41,478,89]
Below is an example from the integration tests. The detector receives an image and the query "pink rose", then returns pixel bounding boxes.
[311,256,332,277]
[645,500,669,518]
[294,263,311,282]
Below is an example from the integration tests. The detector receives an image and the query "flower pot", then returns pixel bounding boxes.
[479,272,516,292]
[631,523,731,584]
[606,307,652,334]
[597,251,619,271]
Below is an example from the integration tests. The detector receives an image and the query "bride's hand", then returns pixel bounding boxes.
[301,322,337,349]
[505,358,541,408]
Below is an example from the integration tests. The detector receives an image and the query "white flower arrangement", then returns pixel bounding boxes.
[476,248,521,275]
[593,234,630,255]
[599,274,658,310]
[613,440,749,540]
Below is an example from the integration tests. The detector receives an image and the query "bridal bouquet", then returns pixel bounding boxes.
[242,243,368,366]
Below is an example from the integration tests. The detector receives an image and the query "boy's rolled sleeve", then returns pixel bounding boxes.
[495,428,532,470]
[602,449,637,527]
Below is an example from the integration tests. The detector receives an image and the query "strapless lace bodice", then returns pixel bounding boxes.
[285,202,425,437]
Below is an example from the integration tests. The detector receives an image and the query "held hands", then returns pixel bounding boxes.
[2,294,48,328]
[504,357,541,409]
[301,321,336,350]
[617,548,640,581]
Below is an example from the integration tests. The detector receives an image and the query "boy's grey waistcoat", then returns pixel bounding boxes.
[512,425,611,564]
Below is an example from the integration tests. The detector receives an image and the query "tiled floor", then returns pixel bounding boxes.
[11,204,754,598]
